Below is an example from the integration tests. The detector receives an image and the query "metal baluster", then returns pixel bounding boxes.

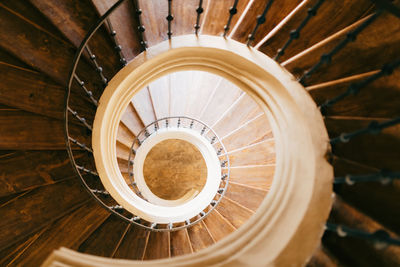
[68,137,93,153]
[177,118,181,127]
[334,170,400,185]
[247,0,275,46]
[73,74,98,106]
[132,0,147,51]
[221,160,227,167]
[194,0,204,35]
[320,59,400,115]
[299,11,382,86]
[326,223,400,248]
[167,0,174,39]
[67,107,92,131]
[91,189,110,196]
[105,18,127,66]
[201,126,206,135]
[76,165,98,176]
[274,0,326,62]
[330,117,400,145]
[84,46,108,86]
[217,147,223,155]
[223,0,239,38]
[190,120,194,129]
[210,136,216,144]
[110,205,123,210]
[166,118,169,128]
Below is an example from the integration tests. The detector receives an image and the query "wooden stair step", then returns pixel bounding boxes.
[283,11,400,85]
[0,109,90,150]
[92,0,142,61]
[202,0,250,36]
[117,123,136,148]
[325,117,400,171]
[116,142,131,162]
[0,179,90,251]
[0,62,95,121]
[143,231,170,260]
[222,113,272,152]
[200,78,242,127]
[309,69,400,119]
[131,86,156,126]
[229,165,274,190]
[170,71,194,117]
[148,76,170,120]
[0,46,36,70]
[187,221,215,252]
[172,0,200,36]
[227,139,275,167]
[138,0,168,46]
[216,197,253,229]
[0,150,89,198]
[212,93,262,138]
[203,210,236,242]
[184,72,222,119]
[323,197,400,266]
[224,182,267,211]
[258,0,373,62]
[0,191,29,209]
[170,228,193,257]
[232,0,301,44]
[78,215,130,257]
[10,200,109,266]
[121,103,144,136]
[113,224,149,260]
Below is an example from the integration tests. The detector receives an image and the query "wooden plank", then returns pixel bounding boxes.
[0,110,89,150]
[131,87,156,126]
[143,231,170,260]
[201,0,250,36]
[184,72,222,119]
[224,182,267,211]
[170,71,193,117]
[149,76,170,119]
[200,79,243,127]
[309,69,400,119]
[187,221,214,252]
[11,200,110,266]
[232,0,301,44]
[92,0,141,61]
[216,197,254,229]
[325,117,400,170]
[203,210,236,242]
[259,0,373,61]
[227,139,276,167]
[0,191,28,208]
[117,123,135,148]
[322,197,400,267]
[222,114,272,152]
[116,141,131,161]
[172,0,199,36]
[0,179,90,251]
[229,165,274,190]
[0,63,95,121]
[113,225,149,260]
[170,229,192,257]
[78,215,130,257]
[121,103,144,136]
[283,11,400,85]
[0,150,88,197]
[138,0,168,46]
[0,47,35,70]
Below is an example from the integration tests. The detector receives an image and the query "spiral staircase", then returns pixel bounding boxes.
[0,0,400,266]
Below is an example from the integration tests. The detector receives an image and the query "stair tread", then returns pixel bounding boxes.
[149,76,170,120]
[187,221,215,252]
[121,103,144,136]
[229,165,274,190]
[227,139,276,167]
[0,47,37,70]
[138,0,168,46]
[117,123,135,148]
[170,228,193,257]
[222,113,272,152]
[131,86,157,126]
[172,0,200,36]
[307,245,340,267]
[78,215,130,257]
[309,69,400,119]
[0,178,90,251]
[259,0,373,62]
[224,182,268,211]
[0,150,88,198]
[216,197,253,229]
[10,200,109,266]
[283,11,400,85]
[233,0,302,44]
[203,209,236,242]
[169,71,194,117]
[113,224,149,260]
[143,231,170,260]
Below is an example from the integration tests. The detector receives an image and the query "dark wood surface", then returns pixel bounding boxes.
[113,224,149,260]
[187,221,214,252]
[0,179,90,251]
[170,229,192,257]
[143,231,170,260]
[11,200,109,266]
